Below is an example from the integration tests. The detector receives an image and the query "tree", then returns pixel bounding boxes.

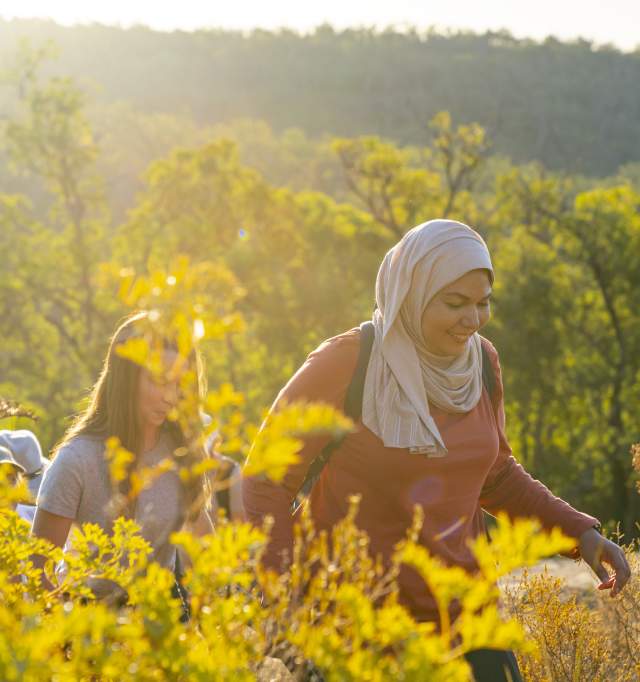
[0,42,119,445]
[333,112,489,241]
[115,139,383,418]
[490,167,640,535]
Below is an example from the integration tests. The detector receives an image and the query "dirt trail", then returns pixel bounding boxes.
[499,556,600,592]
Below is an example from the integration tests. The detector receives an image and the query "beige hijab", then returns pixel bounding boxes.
[361,219,493,456]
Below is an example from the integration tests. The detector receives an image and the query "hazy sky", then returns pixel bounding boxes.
[2,0,638,51]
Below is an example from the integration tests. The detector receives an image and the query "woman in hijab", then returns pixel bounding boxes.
[243,219,631,681]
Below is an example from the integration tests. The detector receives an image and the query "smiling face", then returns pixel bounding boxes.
[136,349,181,432]
[420,269,492,356]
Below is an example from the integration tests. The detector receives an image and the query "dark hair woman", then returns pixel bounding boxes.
[32,311,211,590]
[243,219,631,682]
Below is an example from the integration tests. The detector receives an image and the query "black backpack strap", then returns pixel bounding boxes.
[343,321,375,421]
[480,341,497,406]
[172,549,191,623]
[292,321,376,513]
[174,548,183,580]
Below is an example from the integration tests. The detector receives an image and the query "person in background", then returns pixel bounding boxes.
[0,429,49,525]
[32,312,212,598]
[243,219,631,682]
[202,422,245,522]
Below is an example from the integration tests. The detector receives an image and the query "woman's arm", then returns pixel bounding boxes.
[31,508,73,589]
[31,440,84,589]
[479,341,599,537]
[242,330,360,570]
[479,340,631,593]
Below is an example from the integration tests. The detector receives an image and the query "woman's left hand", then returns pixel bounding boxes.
[578,527,631,597]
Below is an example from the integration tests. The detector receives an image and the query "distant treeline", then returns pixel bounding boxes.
[1,19,639,176]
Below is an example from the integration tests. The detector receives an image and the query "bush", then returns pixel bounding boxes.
[2,259,635,680]
[502,547,640,681]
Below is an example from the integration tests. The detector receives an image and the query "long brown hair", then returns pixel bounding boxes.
[54,311,208,522]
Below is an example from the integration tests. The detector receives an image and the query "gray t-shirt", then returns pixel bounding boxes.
[38,431,183,569]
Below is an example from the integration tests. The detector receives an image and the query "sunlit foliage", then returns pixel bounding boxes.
[502,548,640,681]
[0,255,599,680]
[0,461,581,680]
[1,40,639,681]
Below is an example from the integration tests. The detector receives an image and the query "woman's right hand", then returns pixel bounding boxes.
[578,527,631,597]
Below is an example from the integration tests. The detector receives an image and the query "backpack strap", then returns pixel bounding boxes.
[292,321,375,512]
[480,341,497,406]
[345,331,497,415]
[343,321,375,420]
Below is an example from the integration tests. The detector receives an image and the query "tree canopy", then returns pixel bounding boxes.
[1,39,639,538]
[1,19,640,176]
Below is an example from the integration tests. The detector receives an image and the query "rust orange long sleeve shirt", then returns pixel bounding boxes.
[243,327,598,623]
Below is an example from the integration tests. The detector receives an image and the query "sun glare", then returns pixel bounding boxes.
[0,0,638,50]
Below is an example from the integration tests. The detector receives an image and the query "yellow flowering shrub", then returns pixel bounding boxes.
[502,546,640,681]
[1,474,579,681]
[1,259,636,680]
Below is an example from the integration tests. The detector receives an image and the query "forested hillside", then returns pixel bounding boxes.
[1,38,639,536]
[1,19,640,176]
[1,23,640,680]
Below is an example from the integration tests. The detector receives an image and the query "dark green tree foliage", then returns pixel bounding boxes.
[1,20,640,175]
[488,168,640,533]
